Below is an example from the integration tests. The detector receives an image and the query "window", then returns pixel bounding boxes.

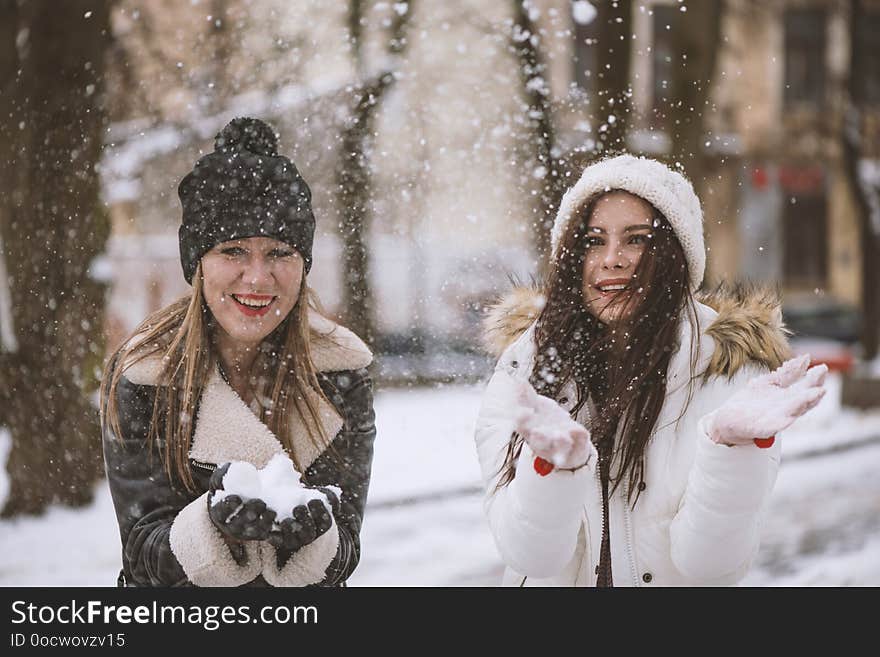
[783,8,826,106]
[783,191,827,287]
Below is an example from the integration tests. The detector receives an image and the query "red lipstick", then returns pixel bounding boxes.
[229,294,276,317]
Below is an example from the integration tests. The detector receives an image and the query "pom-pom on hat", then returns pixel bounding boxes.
[550,154,706,292]
[177,117,316,284]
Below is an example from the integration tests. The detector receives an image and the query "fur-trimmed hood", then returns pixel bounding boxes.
[482,282,791,379]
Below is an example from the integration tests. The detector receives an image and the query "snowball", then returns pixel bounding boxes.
[258,454,328,521]
[214,461,261,504]
[213,454,331,522]
[263,485,328,522]
[260,453,302,490]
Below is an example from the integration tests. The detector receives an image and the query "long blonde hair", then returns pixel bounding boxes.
[100,263,335,491]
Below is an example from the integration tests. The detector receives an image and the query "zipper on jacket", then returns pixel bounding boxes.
[579,503,592,586]
[621,478,640,587]
[593,465,604,586]
[191,459,217,473]
[583,400,605,588]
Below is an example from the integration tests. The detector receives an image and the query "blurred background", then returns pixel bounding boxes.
[0,0,878,585]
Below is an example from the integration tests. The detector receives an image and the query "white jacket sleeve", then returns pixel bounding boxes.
[474,349,592,578]
[669,363,781,584]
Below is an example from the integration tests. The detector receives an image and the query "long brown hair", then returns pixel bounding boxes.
[100,263,335,491]
[498,190,702,504]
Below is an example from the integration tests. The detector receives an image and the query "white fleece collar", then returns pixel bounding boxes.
[187,365,342,471]
[120,311,372,470]
[308,312,373,373]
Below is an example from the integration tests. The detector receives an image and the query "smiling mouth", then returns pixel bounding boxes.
[593,284,630,300]
[229,294,276,317]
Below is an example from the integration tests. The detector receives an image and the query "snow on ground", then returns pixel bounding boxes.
[1,373,878,586]
[742,442,880,586]
[0,476,121,586]
[776,372,880,458]
[366,383,485,505]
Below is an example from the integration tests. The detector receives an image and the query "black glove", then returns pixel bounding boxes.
[268,488,339,569]
[207,463,277,564]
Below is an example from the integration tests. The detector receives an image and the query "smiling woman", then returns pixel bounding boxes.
[99,117,376,588]
[475,154,828,587]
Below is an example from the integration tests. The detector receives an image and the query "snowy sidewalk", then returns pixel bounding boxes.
[1,373,878,586]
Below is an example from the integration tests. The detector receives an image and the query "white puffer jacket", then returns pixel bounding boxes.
[475,286,791,587]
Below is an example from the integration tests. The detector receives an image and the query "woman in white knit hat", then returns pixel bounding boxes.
[475,154,828,586]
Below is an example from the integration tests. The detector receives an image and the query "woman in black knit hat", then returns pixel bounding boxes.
[100,117,376,587]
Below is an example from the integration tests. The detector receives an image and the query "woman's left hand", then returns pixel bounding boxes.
[707,354,828,446]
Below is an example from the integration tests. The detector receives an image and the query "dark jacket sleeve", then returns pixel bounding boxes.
[302,367,377,586]
[101,374,194,587]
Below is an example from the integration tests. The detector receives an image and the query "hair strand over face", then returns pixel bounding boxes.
[495,191,701,505]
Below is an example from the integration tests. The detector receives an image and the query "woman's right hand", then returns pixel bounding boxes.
[513,380,596,471]
[207,463,277,543]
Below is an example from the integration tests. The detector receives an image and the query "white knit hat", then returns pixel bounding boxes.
[550,154,705,292]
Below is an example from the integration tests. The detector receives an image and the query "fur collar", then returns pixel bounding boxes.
[482,282,791,379]
[119,311,372,471]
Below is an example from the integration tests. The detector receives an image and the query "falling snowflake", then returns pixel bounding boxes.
[572,1,597,25]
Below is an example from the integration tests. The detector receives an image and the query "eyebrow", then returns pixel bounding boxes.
[588,225,653,233]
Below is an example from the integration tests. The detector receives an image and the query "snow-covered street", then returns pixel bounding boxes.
[1,373,878,586]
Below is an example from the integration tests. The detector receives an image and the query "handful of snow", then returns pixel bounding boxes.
[211,454,330,522]
[513,379,597,471]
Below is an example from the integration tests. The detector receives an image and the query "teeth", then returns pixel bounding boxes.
[598,284,628,292]
[232,295,273,308]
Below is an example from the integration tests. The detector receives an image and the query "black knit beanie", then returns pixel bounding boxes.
[177,117,315,284]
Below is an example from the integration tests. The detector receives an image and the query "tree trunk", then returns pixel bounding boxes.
[842,0,879,362]
[0,1,113,516]
[336,72,394,347]
[510,0,564,271]
[667,0,723,176]
[337,1,415,346]
[663,0,722,293]
[594,0,633,153]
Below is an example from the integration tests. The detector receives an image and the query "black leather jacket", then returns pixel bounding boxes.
[102,365,376,587]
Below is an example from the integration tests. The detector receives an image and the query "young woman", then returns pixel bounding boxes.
[101,117,375,587]
[475,154,828,586]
